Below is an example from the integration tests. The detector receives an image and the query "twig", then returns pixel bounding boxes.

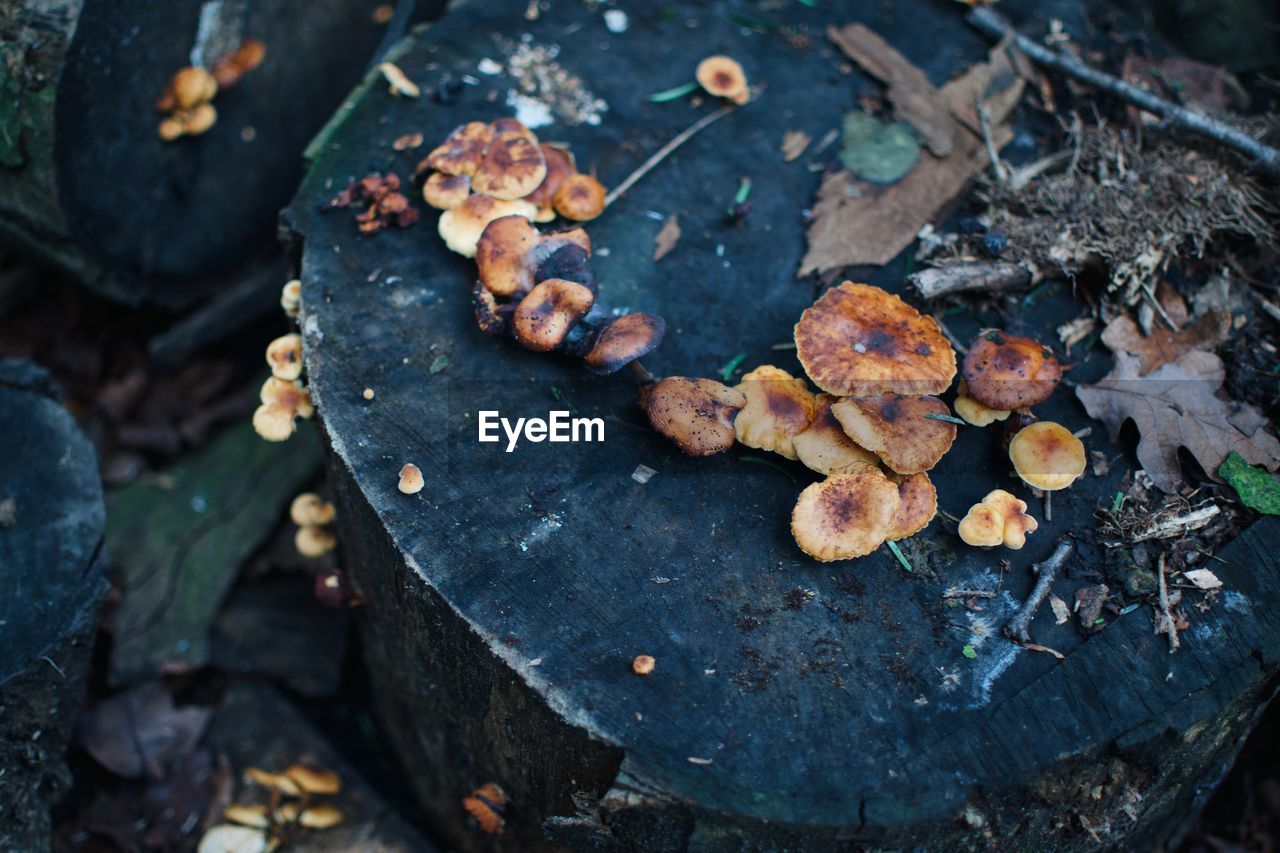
[966,6,1280,177]
[975,95,1008,182]
[1005,538,1073,645]
[1156,552,1181,653]
[604,105,738,208]
[931,314,969,355]
[910,261,1032,299]
[943,588,997,600]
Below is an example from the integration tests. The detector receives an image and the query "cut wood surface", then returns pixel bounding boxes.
[0,359,108,851]
[287,0,1278,849]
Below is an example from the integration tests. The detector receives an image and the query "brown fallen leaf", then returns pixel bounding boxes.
[827,24,954,157]
[781,129,811,162]
[653,215,681,261]
[1100,309,1231,375]
[77,682,213,780]
[1077,350,1280,492]
[1074,584,1109,631]
[1049,593,1071,625]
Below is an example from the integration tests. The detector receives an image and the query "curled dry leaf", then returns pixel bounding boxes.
[1077,350,1280,493]
[1100,309,1231,375]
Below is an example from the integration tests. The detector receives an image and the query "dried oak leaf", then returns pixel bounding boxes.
[1100,309,1230,375]
[1077,350,1280,493]
[653,215,681,261]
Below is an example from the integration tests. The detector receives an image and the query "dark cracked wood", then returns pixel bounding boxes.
[287,1,1280,848]
[0,359,108,850]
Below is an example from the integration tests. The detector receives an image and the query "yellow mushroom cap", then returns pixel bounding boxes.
[290,492,335,527]
[695,55,749,104]
[791,466,901,562]
[962,330,1063,411]
[438,194,537,258]
[552,174,607,222]
[1009,421,1086,491]
[792,393,879,475]
[957,503,1005,548]
[266,333,303,381]
[646,377,747,457]
[295,525,337,557]
[285,763,342,795]
[830,393,956,474]
[958,488,1039,549]
[422,172,471,210]
[512,278,595,352]
[170,66,218,110]
[298,804,343,829]
[886,471,938,541]
[794,282,956,397]
[954,379,1010,427]
[732,365,817,461]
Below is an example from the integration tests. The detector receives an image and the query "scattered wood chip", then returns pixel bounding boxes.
[1049,593,1071,625]
[1183,568,1224,590]
[392,132,424,151]
[781,129,811,162]
[687,756,714,765]
[631,464,658,484]
[379,62,420,98]
[653,215,681,261]
[1058,315,1098,351]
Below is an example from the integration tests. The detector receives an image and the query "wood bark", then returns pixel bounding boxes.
[0,360,108,850]
[287,0,1280,848]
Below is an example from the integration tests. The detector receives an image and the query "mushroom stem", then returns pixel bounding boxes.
[604,104,738,208]
[1004,537,1073,645]
[1044,490,1052,523]
[626,360,655,385]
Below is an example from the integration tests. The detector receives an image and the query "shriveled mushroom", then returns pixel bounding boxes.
[885,471,937,541]
[1009,421,1086,491]
[695,55,750,104]
[646,377,746,457]
[730,365,816,461]
[438,194,538,257]
[419,121,493,176]
[830,393,956,474]
[473,281,507,337]
[962,330,1063,411]
[582,312,666,375]
[252,378,313,442]
[513,278,595,352]
[958,489,1038,549]
[793,393,880,475]
[265,333,303,381]
[475,216,591,297]
[526,145,577,222]
[794,282,956,397]
[791,465,900,562]
[553,174,606,222]
[953,379,1010,427]
[290,493,335,527]
[472,126,547,201]
[422,172,471,210]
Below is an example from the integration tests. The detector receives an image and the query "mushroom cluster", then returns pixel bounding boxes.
[155,39,265,141]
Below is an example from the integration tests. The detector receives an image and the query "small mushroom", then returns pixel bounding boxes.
[513,278,595,352]
[422,172,472,210]
[290,493,335,527]
[280,279,301,318]
[962,330,1063,411]
[695,55,749,104]
[582,312,666,374]
[398,463,425,494]
[791,466,901,562]
[244,767,302,796]
[252,378,313,442]
[462,783,508,835]
[471,126,547,200]
[285,763,342,795]
[885,472,937,541]
[223,805,271,829]
[438,194,538,257]
[265,333,303,381]
[169,66,218,110]
[958,489,1038,549]
[295,525,337,557]
[794,282,956,397]
[792,393,880,475]
[646,377,746,457]
[632,654,656,675]
[552,173,606,222]
[475,216,591,297]
[297,805,344,830]
[526,145,577,222]
[419,121,493,176]
[1008,421,1086,491]
[732,365,817,461]
[953,379,1010,427]
[197,824,267,853]
[830,393,956,474]
[183,103,218,136]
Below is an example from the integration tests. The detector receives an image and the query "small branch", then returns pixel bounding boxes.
[910,261,1032,299]
[1155,552,1181,653]
[943,587,997,600]
[966,6,1280,177]
[975,95,1008,182]
[604,105,738,208]
[1005,538,1074,645]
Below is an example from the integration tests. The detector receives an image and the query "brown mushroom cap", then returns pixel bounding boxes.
[794,282,956,397]
[253,377,313,441]
[695,55,749,104]
[831,393,956,474]
[793,393,880,475]
[472,130,547,201]
[422,172,471,210]
[513,278,595,352]
[962,330,1063,410]
[476,217,592,298]
[583,312,666,374]
[885,472,938,541]
[1008,421,1086,491]
[954,379,1011,427]
[438,195,538,258]
[526,145,577,222]
[732,365,817,461]
[958,489,1038,549]
[791,466,901,562]
[420,121,493,176]
[171,66,218,110]
[266,333,303,381]
[646,377,747,457]
[553,174,606,222]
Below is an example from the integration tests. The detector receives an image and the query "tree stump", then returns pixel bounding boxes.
[286,1,1280,849]
[0,360,108,850]
[0,0,445,308]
